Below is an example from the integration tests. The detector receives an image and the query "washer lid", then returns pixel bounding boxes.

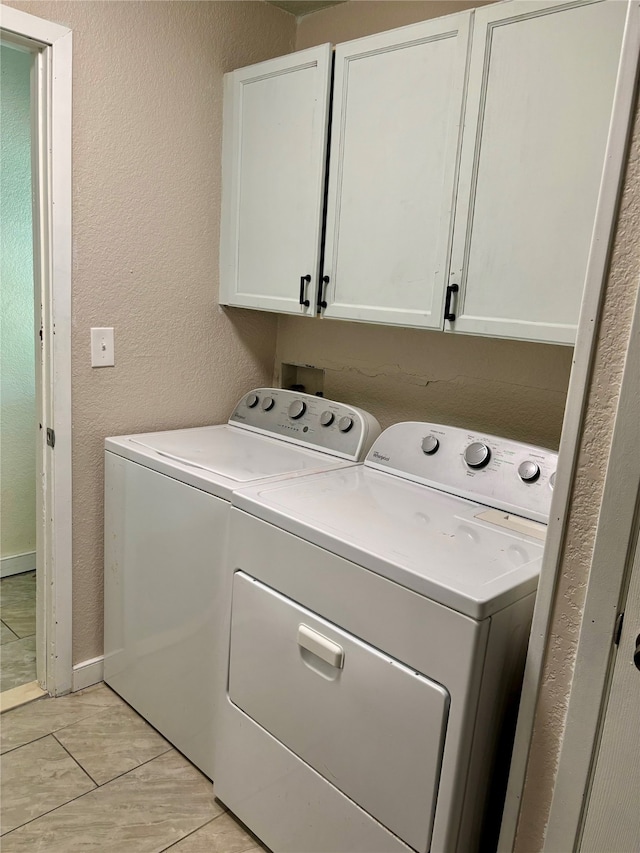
[232,465,546,620]
[105,425,351,500]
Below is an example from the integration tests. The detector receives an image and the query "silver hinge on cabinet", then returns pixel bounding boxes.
[46,428,56,449]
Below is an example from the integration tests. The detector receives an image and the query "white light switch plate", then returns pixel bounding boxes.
[91,327,115,367]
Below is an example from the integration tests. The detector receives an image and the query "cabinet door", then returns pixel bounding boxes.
[219,45,332,315]
[447,0,626,344]
[321,14,471,329]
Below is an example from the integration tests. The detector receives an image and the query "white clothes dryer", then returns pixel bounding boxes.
[215,421,558,853]
[103,388,380,780]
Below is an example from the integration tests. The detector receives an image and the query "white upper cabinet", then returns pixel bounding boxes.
[321,14,471,329]
[219,0,629,345]
[219,45,332,315]
[446,0,626,344]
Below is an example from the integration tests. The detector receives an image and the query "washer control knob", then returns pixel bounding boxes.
[421,435,439,455]
[288,400,306,420]
[518,460,540,483]
[338,416,354,433]
[464,442,491,469]
[261,396,275,412]
[246,393,259,409]
[320,410,335,427]
[550,471,556,490]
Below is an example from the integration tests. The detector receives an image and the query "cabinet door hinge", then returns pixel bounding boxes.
[614,611,624,646]
[46,428,56,449]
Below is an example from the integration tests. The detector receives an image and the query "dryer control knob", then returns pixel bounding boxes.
[421,435,439,455]
[261,396,275,412]
[320,410,335,427]
[288,400,306,420]
[464,442,491,469]
[518,460,540,483]
[246,393,259,408]
[338,416,354,433]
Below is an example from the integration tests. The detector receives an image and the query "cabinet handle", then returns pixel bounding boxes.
[318,275,329,310]
[444,283,459,322]
[299,274,311,307]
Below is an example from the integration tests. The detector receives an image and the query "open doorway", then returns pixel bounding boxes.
[0,4,72,706]
[0,41,37,695]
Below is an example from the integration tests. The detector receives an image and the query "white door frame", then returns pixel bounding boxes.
[498,1,640,849]
[1,4,72,696]
[544,278,640,850]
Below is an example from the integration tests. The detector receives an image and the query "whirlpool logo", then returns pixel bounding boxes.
[372,451,391,462]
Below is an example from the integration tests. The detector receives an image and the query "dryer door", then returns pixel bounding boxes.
[228,571,450,853]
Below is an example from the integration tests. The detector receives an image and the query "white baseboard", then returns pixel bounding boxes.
[1,552,36,579]
[72,656,104,692]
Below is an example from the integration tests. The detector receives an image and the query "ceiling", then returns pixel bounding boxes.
[265,0,347,18]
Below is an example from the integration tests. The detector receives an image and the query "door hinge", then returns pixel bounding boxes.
[46,428,56,449]
[614,611,624,646]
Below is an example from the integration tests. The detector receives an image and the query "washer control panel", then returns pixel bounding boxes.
[366,422,558,523]
[229,389,381,462]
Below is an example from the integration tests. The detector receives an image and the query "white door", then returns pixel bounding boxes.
[321,13,471,329]
[579,519,640,852]
[219,45,332,316]
[447,0,625,344]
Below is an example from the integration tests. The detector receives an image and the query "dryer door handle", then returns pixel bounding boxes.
[298,624,344,669]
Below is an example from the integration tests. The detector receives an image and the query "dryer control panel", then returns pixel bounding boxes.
[365,422,558,523]
[229,389,381,462]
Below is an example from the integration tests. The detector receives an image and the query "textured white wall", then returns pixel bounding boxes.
[5,0,296,663]
[296,0,494,44]
[275,322,572,447]
[0,45,36,561]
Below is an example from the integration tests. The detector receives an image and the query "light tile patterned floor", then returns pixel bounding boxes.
[0,571,37,692]
[0,683,267,853]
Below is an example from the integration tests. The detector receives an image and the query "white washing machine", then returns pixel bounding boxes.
[103,388,380,780]
[215,421,558,853]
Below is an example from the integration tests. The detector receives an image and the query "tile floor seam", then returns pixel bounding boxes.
[1,732,57,757]
[1,633,36,641]
[1,571,37,690]
[51,732,101,788]
[52,738,175,790]
[0,739,178,838]
[78,696,178,752]
[159,816,268,853]
[0,739,97,838]
[0,797,96,838]
[0,750,225,851]
[108,742,175,783]
[0,790,93,841]
[0,715,263,852]
[1,635,31,645]
[157,811,234,852]
[0,689,127,751]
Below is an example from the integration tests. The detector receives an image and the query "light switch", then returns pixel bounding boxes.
[91,327,115,367]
